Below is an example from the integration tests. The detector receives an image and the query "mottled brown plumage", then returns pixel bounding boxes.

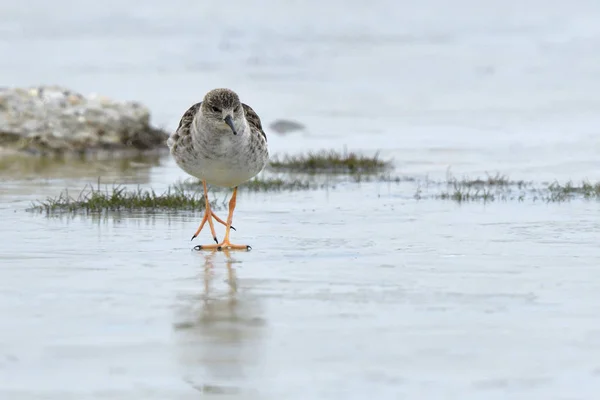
[175,102,201,134]
[242,103,267,142]
[170,102,200,153]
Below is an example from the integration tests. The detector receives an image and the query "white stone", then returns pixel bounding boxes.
[0,85,168,153]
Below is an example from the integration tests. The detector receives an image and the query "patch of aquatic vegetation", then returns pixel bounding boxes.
[411,173,524,203]
[447,173,530,189]
[28,171,600,214]
[435,173,531,203]
[545,181,600,202]
[269,149,391,174]
[175,171,412,193]
[415,173,600,203]
[237,173,408,189]
[28,182,214,214]
[176,176,314,192]
[436,187,500,203]
[241,177,311,191]
[349,173,415,184]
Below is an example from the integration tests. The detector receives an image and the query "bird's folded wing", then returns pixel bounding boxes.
[242,103,267,142]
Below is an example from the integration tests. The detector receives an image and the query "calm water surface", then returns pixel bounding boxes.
[1,0,600,399]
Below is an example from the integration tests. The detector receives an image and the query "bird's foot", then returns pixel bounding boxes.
[191,209,235,243]
[193,241,251,252]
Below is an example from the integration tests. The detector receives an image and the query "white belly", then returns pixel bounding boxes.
[179,157,264,187]
[173,140,267,187]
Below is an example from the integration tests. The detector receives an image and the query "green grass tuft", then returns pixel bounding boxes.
[269,150,391,174]
[28,181,211,214]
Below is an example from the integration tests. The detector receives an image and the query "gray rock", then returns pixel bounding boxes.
[268,119,305,134]
[0,85,168,153]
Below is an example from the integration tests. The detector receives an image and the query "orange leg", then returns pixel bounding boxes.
[194,187,250,251]
[191,180,232,243]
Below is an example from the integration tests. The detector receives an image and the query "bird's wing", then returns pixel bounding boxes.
[242,103,267,142]
[176,101,202,133]
[168,102,202,150]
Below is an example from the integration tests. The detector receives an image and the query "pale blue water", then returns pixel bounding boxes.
[1,1,600,399]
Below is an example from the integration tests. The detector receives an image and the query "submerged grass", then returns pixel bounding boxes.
[546,181,600,202]
[29,180,212,214]
[269,149,391,174]
[436,187,499,203]
[27,169,600,214]
[420,174,600,203]
[447,173,530,189]
[431,173,531,203]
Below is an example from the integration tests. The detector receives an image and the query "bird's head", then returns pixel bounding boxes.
[200,88,244,135]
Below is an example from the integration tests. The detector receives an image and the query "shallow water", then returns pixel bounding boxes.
[2,0,600,399]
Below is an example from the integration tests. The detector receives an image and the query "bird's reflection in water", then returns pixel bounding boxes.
[174,249,265,395]
[202,249,238,301]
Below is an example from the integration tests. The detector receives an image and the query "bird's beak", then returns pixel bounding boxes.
[224,115,237,135]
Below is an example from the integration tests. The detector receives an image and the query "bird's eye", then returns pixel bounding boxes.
[234,105,240,112]
[211,106,220,113]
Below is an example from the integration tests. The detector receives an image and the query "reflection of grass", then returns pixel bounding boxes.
[29,182,212,214]
[269,150,391,174]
